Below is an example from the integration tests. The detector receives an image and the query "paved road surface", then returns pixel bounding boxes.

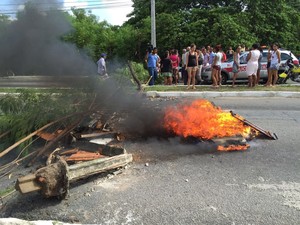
[1,97,300,225]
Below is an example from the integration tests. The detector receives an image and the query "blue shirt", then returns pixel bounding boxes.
[209,52,215,65]
[147,53,159,68]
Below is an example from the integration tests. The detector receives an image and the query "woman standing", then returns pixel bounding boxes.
[169,49,180,85]
[269,43,281,86]
[185,44,198,89]
[211,45,223,88]
[160,51,173,85]
[232,46,241,87]
[246,43,260,88]
[265,45,273,86]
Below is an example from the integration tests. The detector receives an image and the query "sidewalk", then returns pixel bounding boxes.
[146,90,300,98]
[146,84,300,98]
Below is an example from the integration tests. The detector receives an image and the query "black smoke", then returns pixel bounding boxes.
[0,0,96,76]
[0,1,202,151]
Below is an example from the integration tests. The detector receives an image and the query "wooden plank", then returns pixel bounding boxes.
[15,174,42,194]
[68,154,133,181]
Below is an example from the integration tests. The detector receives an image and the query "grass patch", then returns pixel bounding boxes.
[144,84,300,92]
[0,87,71,93]
[0,186,15,197]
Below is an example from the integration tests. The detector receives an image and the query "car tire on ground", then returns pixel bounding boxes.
[221,72,228,85]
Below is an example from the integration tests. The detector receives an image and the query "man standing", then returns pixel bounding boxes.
[145,47,159,86]
[97,53,107,77]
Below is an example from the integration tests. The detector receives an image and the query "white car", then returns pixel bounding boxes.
[201,50,299,84]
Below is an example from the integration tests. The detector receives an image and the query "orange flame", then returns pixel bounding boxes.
[164,99,251,140]
[217,144,250,151]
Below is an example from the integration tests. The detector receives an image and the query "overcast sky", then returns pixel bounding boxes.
[0,0,133,25]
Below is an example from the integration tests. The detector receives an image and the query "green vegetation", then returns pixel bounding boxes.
[63,1,300,60]
[0,186,15,197]
[1,1,299,62]
[0,89,94,154]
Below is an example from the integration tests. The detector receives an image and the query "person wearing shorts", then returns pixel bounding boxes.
[160,51,173,85]
[265,45,273,86]
[232,46,241,87]
[269,43,281,86]
[211,45,222,88]
[185,44,198,89]
[246,43,260,88]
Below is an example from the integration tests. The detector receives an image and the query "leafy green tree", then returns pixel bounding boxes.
[0,14,10,37]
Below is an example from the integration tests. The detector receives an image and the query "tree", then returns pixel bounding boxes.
[0,14,10,38]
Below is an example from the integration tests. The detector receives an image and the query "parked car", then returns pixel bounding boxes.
[201,50,299,84]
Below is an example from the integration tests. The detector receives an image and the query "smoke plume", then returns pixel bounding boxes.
[0,1,192,150]
[0,0,95,76]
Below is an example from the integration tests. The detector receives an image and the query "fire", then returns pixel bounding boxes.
[163,99,251,140]
[217,144,250,151]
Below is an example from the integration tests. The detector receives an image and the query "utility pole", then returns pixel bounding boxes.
[151,0,156,48]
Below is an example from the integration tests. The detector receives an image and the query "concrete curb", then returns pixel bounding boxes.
[146,91,300,98]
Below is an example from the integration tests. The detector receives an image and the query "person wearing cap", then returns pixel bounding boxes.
[97,53,107,77]
[145,47,159,86]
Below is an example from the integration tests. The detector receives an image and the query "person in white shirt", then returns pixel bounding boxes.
[246,43,260,88]
[211,45,223,88]
[97,53,107,77]
[269,43,281,86]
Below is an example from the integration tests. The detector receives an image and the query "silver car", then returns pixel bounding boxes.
[201,50,299,84]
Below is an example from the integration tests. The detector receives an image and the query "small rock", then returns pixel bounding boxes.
[84,192,91,197]
[209,206,217,211]
[185,179,189,182]
[145,163,149,167]
[107,174,114,179]
[258,176,265,182]
[113,170,123,176]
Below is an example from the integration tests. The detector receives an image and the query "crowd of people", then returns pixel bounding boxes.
[145,42,281,88]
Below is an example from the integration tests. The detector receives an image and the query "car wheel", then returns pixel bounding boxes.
[221,72,228,85]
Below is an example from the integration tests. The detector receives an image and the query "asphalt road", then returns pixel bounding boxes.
[0,76,91,88]
[1,97,300,225]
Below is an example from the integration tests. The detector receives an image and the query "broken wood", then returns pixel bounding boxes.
[230,111,278,140]
[15,152,133,198]
[0,112,87,159]
[28,117,84,166]
[65,150,105,162]
[127,61,142,91]
[36,130,63,141]
[79,132,116,139]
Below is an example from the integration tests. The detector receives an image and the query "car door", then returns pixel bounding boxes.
[238,53,248,79]
[259,52,268,79]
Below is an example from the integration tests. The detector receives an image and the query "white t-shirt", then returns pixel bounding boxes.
[97,57,106,75]
[271,50,280,66]
[215,52,223,66]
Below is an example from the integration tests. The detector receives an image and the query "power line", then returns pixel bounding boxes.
[0,0,132,6]
[0,2,132,14]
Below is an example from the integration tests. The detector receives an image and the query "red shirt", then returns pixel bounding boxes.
[169,54,180,68]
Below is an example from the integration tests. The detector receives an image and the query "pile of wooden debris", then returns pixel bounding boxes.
[0,111,133,199]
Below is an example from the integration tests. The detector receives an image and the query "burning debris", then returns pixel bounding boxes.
[163,99,277,151]
[1,98,277,199]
